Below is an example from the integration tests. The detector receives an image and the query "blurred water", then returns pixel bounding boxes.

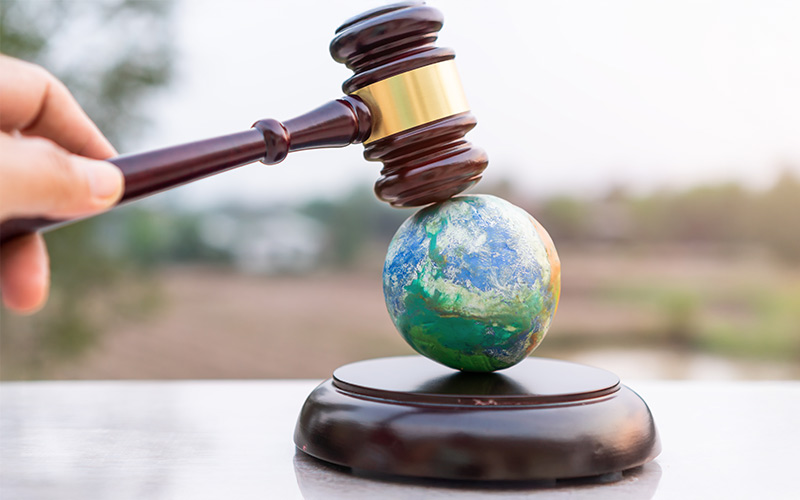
[561,347,800,381]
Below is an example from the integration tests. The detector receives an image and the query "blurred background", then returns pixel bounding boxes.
[1,0,798,381]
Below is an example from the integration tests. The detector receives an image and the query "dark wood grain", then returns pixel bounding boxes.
[331,2,488,207]
[331,2,454,94]
[0,98,370,245]
[366,112,488,207]
[295,356,661,481]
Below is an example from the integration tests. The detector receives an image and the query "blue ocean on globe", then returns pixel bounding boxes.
[383,195,561,372]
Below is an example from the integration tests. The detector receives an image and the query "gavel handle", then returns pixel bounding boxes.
[0,96,371,246]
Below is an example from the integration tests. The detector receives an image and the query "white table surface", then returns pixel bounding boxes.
[1,378,798,499]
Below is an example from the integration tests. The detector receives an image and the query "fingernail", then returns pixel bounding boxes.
[86,160,123,204]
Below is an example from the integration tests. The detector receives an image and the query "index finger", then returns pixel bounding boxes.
[0,54,116,160]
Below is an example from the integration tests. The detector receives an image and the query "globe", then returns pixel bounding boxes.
[383,195,561,372]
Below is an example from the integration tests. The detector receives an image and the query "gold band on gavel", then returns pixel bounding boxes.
[352,60,470,144]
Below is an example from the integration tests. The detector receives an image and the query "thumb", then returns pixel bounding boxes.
[0,133,124,221]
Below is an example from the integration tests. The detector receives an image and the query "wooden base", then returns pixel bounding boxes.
[294,356,660,481]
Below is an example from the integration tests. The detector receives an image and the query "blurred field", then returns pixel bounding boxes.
[3,1,799,383]
[4,247,797,381]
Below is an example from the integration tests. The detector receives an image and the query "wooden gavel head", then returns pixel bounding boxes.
[0,2,491,246]
[330,2,488,207]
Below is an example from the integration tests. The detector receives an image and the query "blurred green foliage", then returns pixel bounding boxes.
[99,207,229,266]
[531,172,800,362]
[535,170,800,262]
[99,171,799,280]
[301,188,409,268]
[0,0,174,149]
[593,278,800,362]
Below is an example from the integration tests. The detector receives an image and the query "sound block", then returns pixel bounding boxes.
[294,356,660,482]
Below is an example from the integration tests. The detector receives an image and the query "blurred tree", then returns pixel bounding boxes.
[100,207,230,266]
[0,0,176,379]
[755,170,800,262]
[0,0,174,148]
[302,186,407,268]
[536,196,590,243]
[670,183,750,245]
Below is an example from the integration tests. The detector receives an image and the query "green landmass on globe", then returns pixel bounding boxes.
[383,195,561,372]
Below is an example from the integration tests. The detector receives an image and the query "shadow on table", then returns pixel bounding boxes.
[293,450,662,499]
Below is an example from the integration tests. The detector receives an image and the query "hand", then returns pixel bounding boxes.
[0,55,124,314]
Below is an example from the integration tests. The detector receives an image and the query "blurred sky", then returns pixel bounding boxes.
[136,0,800,208]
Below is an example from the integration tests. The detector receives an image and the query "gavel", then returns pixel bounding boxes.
[0,2,488,245]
